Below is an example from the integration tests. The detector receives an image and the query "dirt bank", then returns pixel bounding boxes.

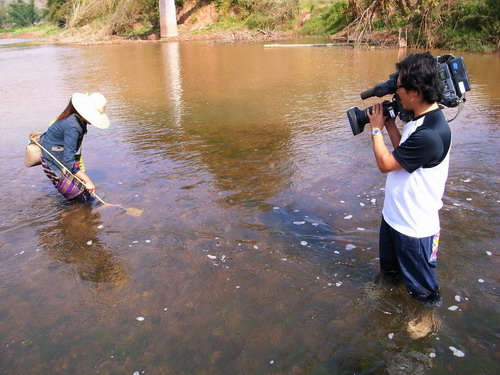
[2,26,401,48]
[0,24,299,45]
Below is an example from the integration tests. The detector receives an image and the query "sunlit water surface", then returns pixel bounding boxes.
[0,40,498,374]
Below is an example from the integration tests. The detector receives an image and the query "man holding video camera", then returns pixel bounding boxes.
[367,52,450,306]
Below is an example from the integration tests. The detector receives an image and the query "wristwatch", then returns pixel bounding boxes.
[372,129,382,136]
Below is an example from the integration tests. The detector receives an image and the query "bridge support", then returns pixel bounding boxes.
[160,0,178,38]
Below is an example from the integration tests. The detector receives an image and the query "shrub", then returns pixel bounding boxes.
[46,0,68,26]
[244,0,300,30]
[322,1,349,34]
[299,1,350,36]
[441,0,499,51]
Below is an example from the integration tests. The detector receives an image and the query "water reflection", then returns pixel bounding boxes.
[37,206,128,288]
[162,42,183,127]
[115,42,300,210]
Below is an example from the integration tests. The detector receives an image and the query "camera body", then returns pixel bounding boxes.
[438,55,471,107]
[347,54,471,135]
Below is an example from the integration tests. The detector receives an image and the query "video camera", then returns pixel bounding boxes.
[347,54,471,136]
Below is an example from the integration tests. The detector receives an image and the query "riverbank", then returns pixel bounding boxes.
[0,26,290,45]
[52,28,299,45]
[1,0,497,51]
[0,25,403,48]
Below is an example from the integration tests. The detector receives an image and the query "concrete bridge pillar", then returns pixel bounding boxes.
[160,0,178,38]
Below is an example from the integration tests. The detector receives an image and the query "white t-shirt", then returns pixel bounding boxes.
[383,109,451,238]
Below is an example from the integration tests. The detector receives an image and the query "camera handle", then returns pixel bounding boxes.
[445,98,466,123]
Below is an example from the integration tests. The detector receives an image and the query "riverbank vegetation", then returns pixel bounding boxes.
[0,0,498,51]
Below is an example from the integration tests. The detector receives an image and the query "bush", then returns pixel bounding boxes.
[299,1,350,36]
[46,0,69,26]
[322,1,349,34]
[441,0,499,51]
[244,0,299,30]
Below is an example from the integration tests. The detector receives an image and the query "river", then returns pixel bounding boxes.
[0,39,498,374]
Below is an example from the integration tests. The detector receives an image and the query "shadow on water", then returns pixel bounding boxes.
[36,206,129,288]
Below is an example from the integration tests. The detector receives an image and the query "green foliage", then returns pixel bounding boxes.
[46,0,69,26]
[245,0,299,30]
[300,0,498,51]
[398,0,499,51]
[322,1,349,34]
[442,0,499,51]
[217,14,247,30]
[211,0,300,30]
[212,0,233,13]
[299,1,350,36]
[118,0,161,36]
[142,0,160,31]
[107,0,161,35]
[212,0,257,12]
[7,0,39,27]
[0,1,7,28]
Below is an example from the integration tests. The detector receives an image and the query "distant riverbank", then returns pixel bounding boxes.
[1,0,498,52]
[0,25,292,45]
[0,24,403,48]
[0,22,496,53]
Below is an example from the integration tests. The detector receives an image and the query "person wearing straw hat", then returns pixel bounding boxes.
[40,92,110,203]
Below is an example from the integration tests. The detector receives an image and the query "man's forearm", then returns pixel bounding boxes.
[372,133,402,173]
[385,123,401,148]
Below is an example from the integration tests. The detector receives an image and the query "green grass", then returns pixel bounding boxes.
[0,24,59,36]
[298,0,350,36]
[183,16,247,36]
[122,24,156,37]
[217,15,247,30]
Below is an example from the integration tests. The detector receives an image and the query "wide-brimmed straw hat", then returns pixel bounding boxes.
[71,92,110,129]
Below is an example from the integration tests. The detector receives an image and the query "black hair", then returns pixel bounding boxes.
[56,99,78,121]
[396,52,444,104]
[55,99,88,132]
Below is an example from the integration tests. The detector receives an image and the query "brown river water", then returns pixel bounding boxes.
[0,39,499,374]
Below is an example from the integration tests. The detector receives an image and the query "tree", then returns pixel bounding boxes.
[0,1,8,28]
[7,0,39,27]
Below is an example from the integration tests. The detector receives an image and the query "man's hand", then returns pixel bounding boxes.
[366,102,403,173]
[368,102,385,132]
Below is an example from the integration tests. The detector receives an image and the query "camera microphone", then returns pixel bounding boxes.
[360,88,375,100]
